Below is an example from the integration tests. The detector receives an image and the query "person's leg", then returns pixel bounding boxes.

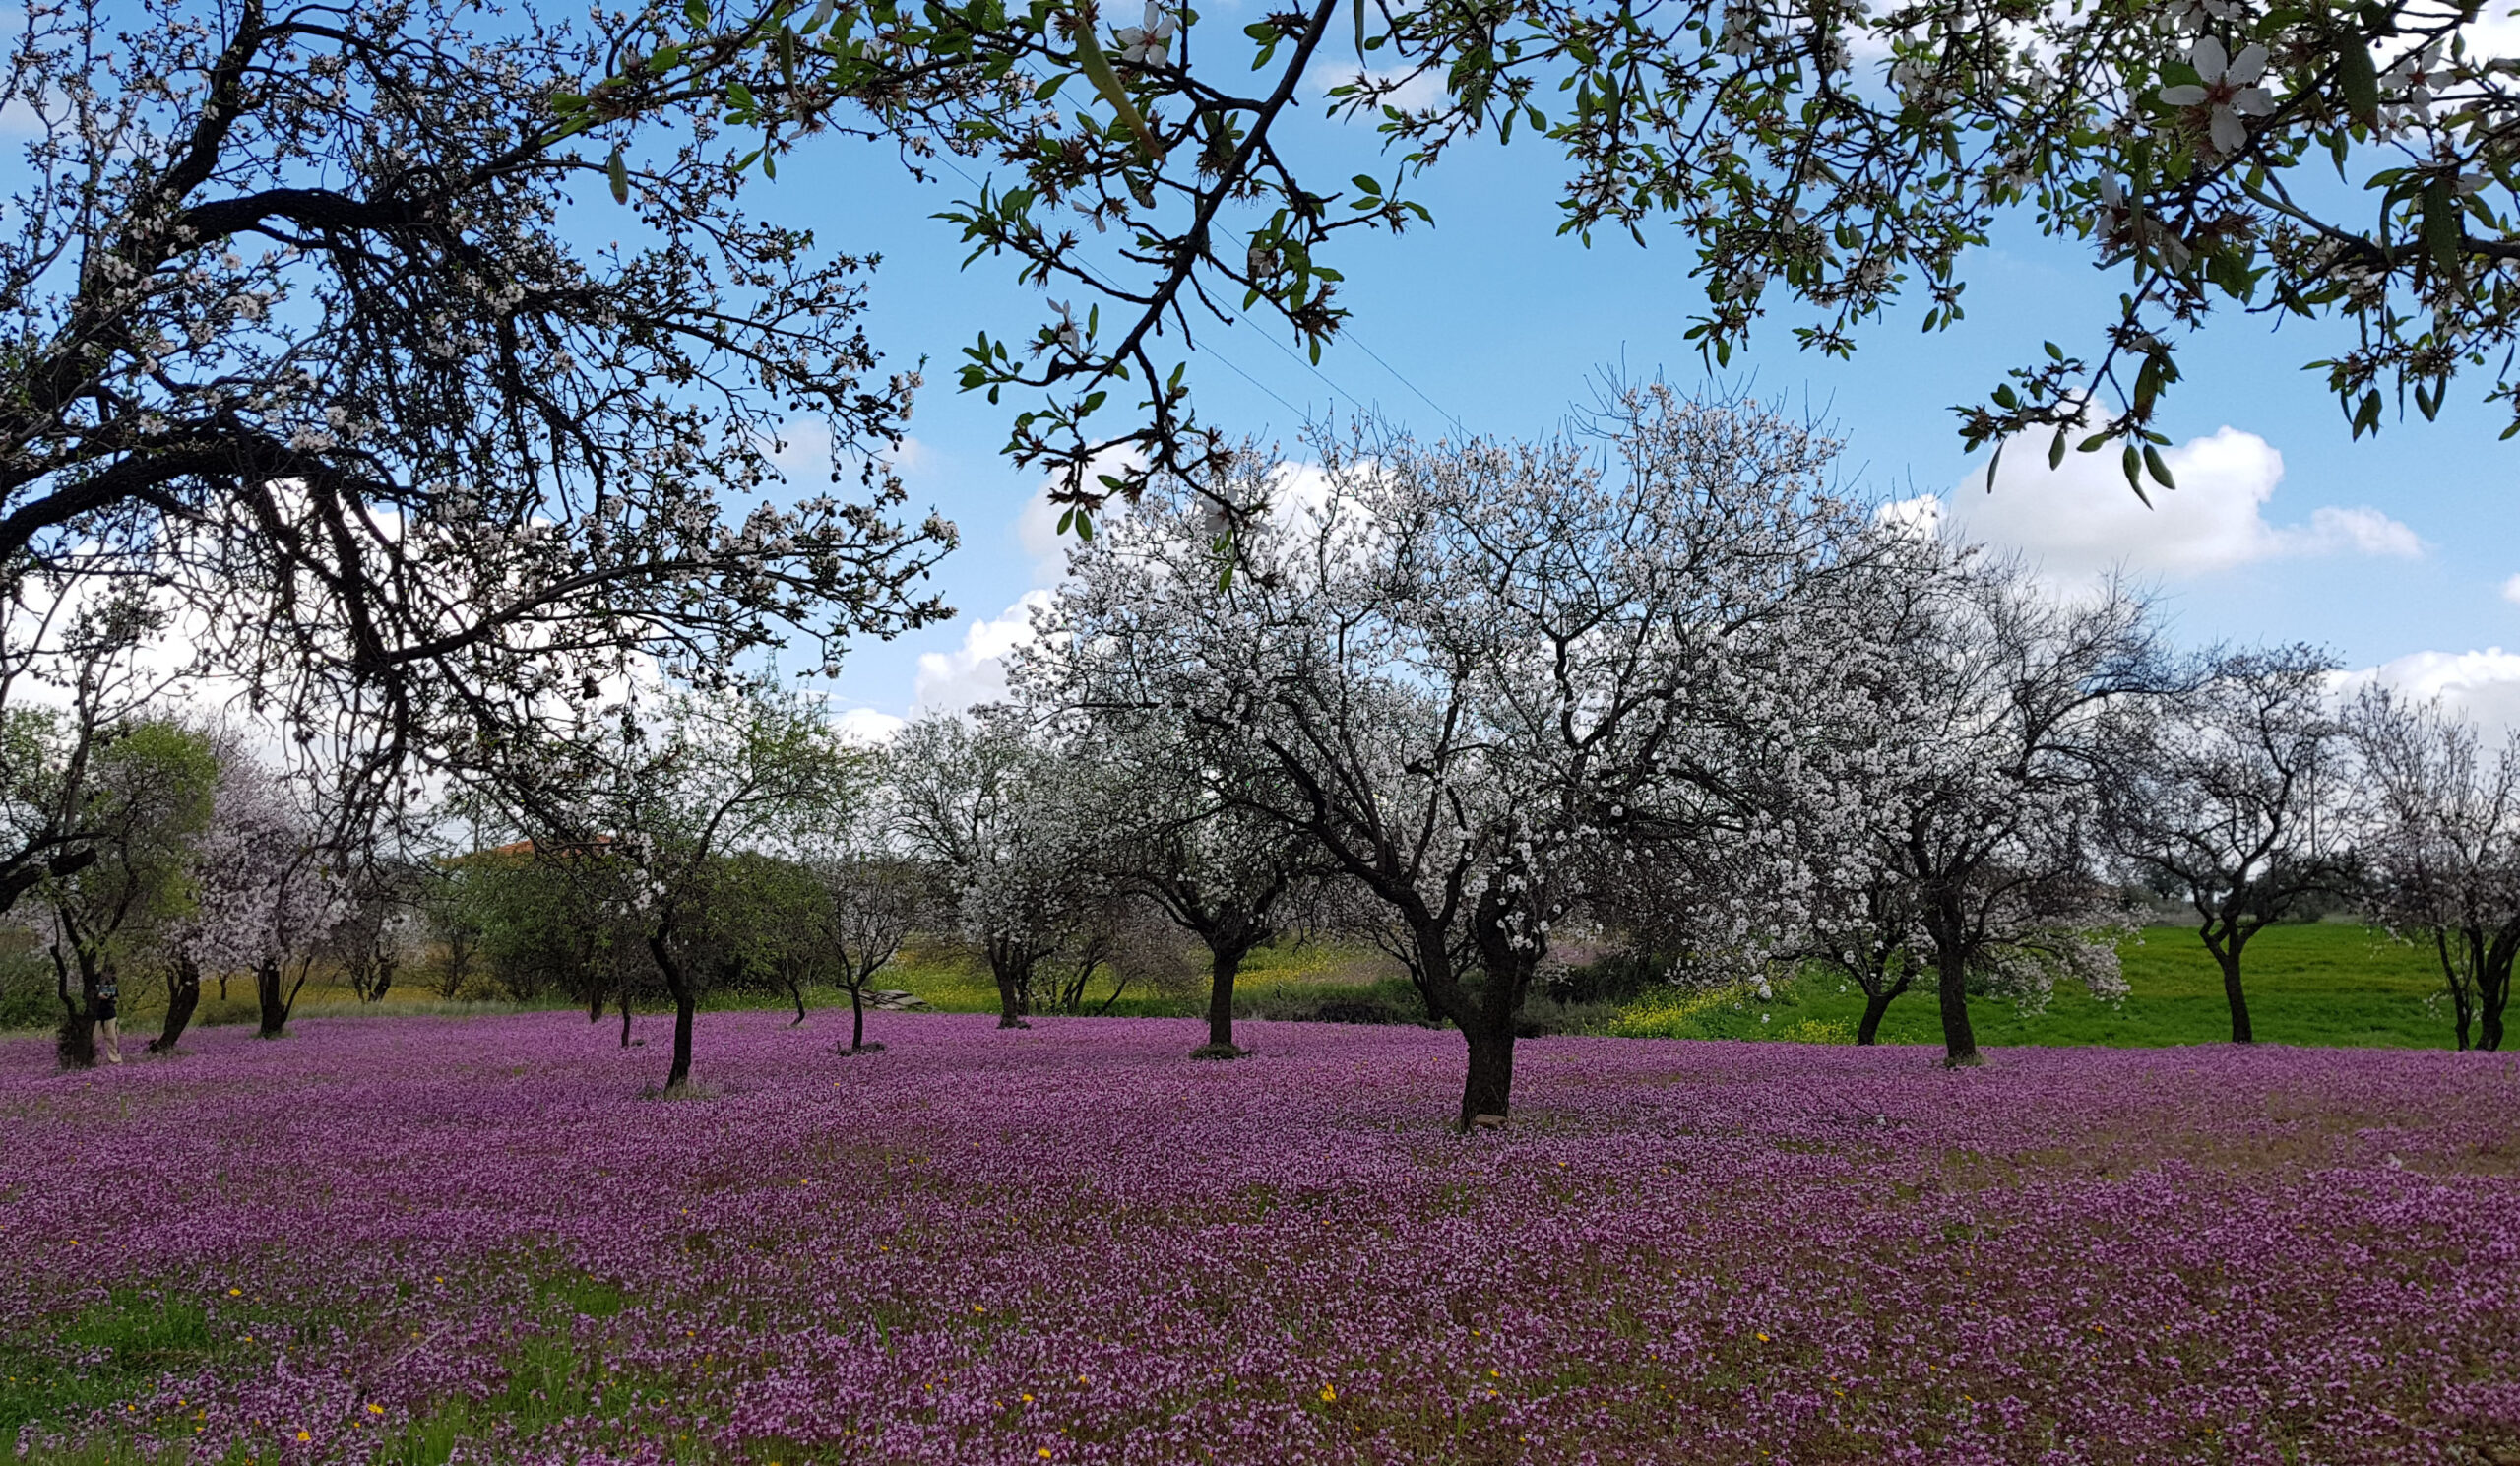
[98,1017,120,1063]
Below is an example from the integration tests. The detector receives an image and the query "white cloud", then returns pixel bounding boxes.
[2298,505,2424,559]
[833,707,907,745]
[1943,425,2423,580]
[2338,648,2520,745]
[910,589,1054,716]
[2500,573,2520,606]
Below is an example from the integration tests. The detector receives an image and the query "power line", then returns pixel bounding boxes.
[1206,218,1466,436]
[924,154,1455,433]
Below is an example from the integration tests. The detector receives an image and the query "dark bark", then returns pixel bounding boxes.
[1460,1022,1516,1129]
[1933,943,1980,1067]
[2213,945,2254,1045]
[2438,930,2476,1052]
[1856,970,1911,1046]
[150,956,202,1053]
[787,969,808,1025]
[52,943,95,1069]
[1454,906,1544,1127]
[2199,916,2257,1045]
[253,958,303,1039]
[618,981,633,1048]
[668,986,696,1088]
[0,846,96,924]
[987,936,1033,1030]
[2482,957,2510,1052]
[649,927,697,1090]
[850,983,866,1051]
[1200,944,1247,1054]
[1920,885,1983,1067]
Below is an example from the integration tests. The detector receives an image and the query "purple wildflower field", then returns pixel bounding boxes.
[6,1014,2520,1465]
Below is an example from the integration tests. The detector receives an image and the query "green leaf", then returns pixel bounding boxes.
[685,0,711,27]
[606,148,630,205]
[2143,444,2175,490]
[2424,176,2463,283]
[2048,430,2067,471]
[1352,173,1382,196]
[2339,36,2380,126]
[2121,443,2146,497]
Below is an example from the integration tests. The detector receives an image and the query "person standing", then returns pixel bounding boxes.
[93,976,121,1065]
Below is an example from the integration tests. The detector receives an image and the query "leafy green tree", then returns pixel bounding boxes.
[481,683,853,1090]
[607,0,2520,514]
[38,722,218,1068]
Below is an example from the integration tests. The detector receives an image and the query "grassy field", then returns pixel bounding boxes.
[1610,922,2456,1049]
[7,921,2465,1051]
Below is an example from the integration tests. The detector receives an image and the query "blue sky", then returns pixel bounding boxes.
[733,75,2520,733]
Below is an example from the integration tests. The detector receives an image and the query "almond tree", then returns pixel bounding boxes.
[1,0,954,819]
[2352,687,2520,1052]
[811,852,930,1052]
[2103,645,2354,1044]
[37,722,219,1067]
[1043,387,1886,1125]
[1018,705,1325,1058]
[487,683,849,1090]
[166,747,347,1044]
[618,0,2520,514]
[885,711,1094,1030]
[1851,559,2161,1066]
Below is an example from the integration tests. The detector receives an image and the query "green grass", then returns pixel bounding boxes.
[8,1269,687,1466]
[880,936,1406,1019]
[11,924,2462,1052]
[1,1288,224,1445]
[1609,924,2456,1050]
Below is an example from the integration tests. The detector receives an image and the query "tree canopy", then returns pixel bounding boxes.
[591,0,2520,512]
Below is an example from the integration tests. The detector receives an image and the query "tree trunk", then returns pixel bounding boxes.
[1855,972,1910,1047]
[2481,957,2510,1052]
[618,980,633,1048]
[53,945,94,1070]
[988,939,1032,1030]
[667,986,696,1089]
[1459,1022,1516,1130]
[788,970,808,1025]
[850,983,866,1051]
[2438,930,2475,1052]
[2201,919,2255,1045]
[1934,943,1980,1067]
[2217,947,2254,1045]
[150,956,201,1054]
[649,928,696,1091]
[1195,945,1247,1056]
[254,959,292,1039]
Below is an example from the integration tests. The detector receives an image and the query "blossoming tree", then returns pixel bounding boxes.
[1040,387,1891,1124]
[2103,644,2356,1044]
[609,0,2520,513]
[0,0,954,815]
[2350,686,2520,1052]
